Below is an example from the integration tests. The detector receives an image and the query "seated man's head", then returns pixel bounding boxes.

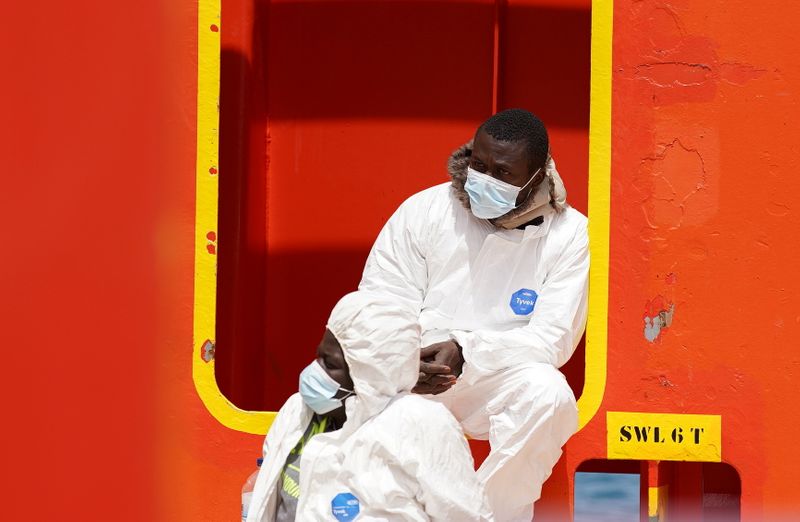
[298,329,355,425]
[447,108,567,229]
[472,109,549,196]
[298,291,420,426]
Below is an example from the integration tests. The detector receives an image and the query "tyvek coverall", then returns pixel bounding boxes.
[359,155,588,521]
[246,292,493,522]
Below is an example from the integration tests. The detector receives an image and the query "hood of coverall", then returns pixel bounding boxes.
[447,140,568,229]
[326,291,421,425]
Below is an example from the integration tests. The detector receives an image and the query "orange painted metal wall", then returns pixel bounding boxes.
[1,1,260,520]
[544,1,800,521]
[3,1,800,521]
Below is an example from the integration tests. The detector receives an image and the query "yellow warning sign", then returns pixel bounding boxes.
[607,412,721,462]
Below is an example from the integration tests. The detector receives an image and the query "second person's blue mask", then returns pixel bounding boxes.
[299,360,354,415]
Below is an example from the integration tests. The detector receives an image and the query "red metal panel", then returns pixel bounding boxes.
[215,0,592,417]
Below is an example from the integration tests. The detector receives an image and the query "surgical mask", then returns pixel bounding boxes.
[299,360,354,414]
[464,166,540,219]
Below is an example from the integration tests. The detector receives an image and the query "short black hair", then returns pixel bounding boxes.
[478,108,549,170]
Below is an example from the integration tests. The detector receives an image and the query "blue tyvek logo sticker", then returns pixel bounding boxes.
[331,492,360,521]
[510,288,538,315]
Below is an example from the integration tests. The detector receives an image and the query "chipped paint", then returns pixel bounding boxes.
[635,138,712,230]
[644,296,675,343]
[635,62,713,87]
[634,61,766,88]
[201,339,215,362]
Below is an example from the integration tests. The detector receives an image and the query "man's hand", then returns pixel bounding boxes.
[412,340,464,395]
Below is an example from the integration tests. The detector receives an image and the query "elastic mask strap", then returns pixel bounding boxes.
[520,167,542,191]
[516,167,543,206]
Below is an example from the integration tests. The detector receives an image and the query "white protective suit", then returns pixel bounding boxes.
[358,151,588,521]
[246,292,493,522]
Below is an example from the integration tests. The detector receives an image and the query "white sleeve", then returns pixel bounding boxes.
[260,394,301,459]
[245,420,283,522]
[414,408,494,521]
[246,396,304,522]
[358,196,429,314]
[451,221,589,369]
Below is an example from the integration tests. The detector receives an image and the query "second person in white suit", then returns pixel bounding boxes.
[246,291,493,522]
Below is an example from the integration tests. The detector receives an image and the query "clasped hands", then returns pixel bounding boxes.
[412,340,464,395]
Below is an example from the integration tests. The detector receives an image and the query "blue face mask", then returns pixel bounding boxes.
[299,360,354,415]
[464,166,540,219]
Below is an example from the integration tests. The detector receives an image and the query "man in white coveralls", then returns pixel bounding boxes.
[359,108,589,521]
